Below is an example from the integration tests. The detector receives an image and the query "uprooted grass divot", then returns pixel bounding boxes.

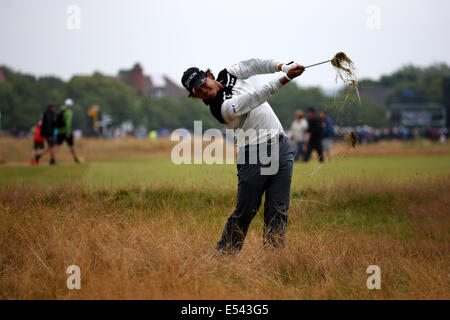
[328,52,362,154]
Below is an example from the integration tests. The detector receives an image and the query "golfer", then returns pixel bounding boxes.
[181,59,305,253]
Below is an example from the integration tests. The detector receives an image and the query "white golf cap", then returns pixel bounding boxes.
[65,98,74,106]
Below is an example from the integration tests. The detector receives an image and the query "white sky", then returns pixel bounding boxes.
[1,0,449,89]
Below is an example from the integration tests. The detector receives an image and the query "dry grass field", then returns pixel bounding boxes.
[0,137,449,299]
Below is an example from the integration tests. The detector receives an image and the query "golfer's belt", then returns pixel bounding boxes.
[266,134,285,145]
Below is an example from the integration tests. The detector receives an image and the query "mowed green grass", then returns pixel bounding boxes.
[1,155,450,189]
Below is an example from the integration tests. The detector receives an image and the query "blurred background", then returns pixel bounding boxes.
[0,0,449,142]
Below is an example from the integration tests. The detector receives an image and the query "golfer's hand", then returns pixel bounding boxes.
[287,64,305,79]
[280,61,301,73]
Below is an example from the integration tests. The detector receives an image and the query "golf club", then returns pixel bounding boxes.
[304,60,332,69]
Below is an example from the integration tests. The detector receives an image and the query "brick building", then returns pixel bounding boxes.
[119,63,184,98]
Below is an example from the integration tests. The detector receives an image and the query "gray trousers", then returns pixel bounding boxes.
[216,135,295,253]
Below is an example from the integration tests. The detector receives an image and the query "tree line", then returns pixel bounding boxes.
[0,63,448,135]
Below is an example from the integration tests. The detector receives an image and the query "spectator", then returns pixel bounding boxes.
[320,110,334,161]
[290,110,308,161]
[30,120,46,165]
[36,104,57,165]
[304,108,324,163]
[56,98,81,163]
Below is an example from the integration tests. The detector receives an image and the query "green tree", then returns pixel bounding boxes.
[64,72,141,133]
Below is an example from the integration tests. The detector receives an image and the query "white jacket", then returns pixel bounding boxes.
[205,59,285,147]
[290,119,309,142]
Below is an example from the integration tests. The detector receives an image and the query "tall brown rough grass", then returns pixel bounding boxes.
[0,178,448,299]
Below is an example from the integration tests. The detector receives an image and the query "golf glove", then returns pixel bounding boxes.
[281,61,301,74]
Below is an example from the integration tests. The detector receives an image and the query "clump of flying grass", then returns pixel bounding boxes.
[331,52,361,103]
[320,52,362,162]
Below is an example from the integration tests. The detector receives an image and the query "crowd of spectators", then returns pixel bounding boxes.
[333,125,449,144]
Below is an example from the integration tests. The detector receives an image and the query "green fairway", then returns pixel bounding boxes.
[1,155,449,189]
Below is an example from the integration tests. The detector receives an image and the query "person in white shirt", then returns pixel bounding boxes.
[181,59,305,253]
[290,110,309,161]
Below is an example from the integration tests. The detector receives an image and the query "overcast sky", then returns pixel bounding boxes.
[1,0,449,89]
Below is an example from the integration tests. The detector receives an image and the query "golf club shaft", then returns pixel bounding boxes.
[304,60,331,69]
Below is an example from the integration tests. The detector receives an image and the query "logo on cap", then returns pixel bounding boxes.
[184,72,198,88]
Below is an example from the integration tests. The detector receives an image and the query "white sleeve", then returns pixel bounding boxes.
[221,78,283,123]
[302,119,308,131]
[226,58,278,79]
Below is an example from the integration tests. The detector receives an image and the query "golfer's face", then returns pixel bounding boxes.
[193,77,218,100]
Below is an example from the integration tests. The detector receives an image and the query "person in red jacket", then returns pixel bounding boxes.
[30,121,46,165]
